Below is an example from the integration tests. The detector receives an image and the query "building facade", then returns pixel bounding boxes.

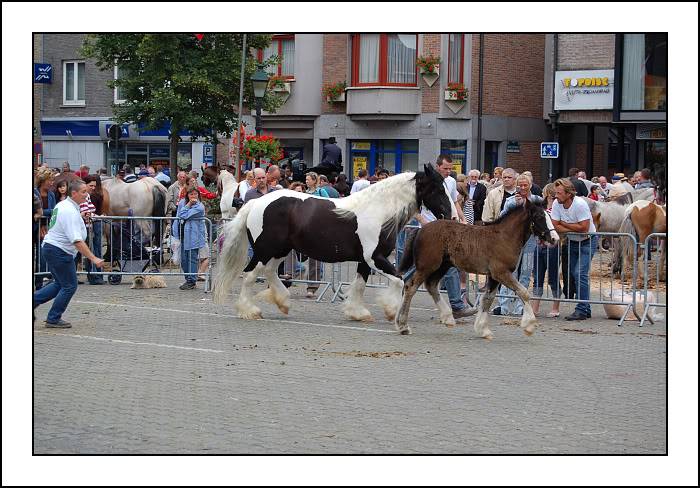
[543,33,667,180]
[33,33,665,185]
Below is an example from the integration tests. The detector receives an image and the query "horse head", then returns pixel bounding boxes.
[415,164,455,220]
[526,199,559,246]
[202,166,220,188]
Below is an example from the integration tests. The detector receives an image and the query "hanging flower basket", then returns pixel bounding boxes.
[243,135,283,163]
[445,82,468,102]
[416,54,441,75]
[268,75,291,94]
[322,81,347,104]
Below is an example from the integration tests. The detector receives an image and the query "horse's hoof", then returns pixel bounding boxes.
[279,305,289,315]
[360,315,374,323]
[483,334,493,341]
[523,328,534,336]
[384,313,396,322]
[400,328,411,335]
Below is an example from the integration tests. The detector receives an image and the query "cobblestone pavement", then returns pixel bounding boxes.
[33,275,667,454]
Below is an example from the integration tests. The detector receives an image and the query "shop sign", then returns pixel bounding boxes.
[554,69,614,110]
[506,140,520,153]
[351,142,371,151]
[636,124,666,140]
[34,63,52,83]
[149,147,170,158]
[353,156,367,179]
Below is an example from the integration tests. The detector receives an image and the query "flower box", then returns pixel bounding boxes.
[419,65,439,75]
[326,91,346,103]
[420,65,439,86]
[445,89,467,101]
[271,82,291,94]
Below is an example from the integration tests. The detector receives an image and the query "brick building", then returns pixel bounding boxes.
[543,33,667,180]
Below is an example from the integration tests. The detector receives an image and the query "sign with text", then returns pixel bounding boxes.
[353,156,367,179]
[506,140,520,153]
[203,144,214,164]
[636,124,667,140]
[540,142,559,159]
[34,63,52,83]
[554,69,614,110]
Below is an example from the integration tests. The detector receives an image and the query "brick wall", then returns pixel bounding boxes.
[420,34,440,113]
[575,143,607,178]
[42,34,115,118]
[321,34,349,114]
[472,34,545,118]
[34,34,42,146]
[505,142,544,185]
[557,34,615,70]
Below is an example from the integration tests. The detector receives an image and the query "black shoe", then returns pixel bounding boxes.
[88,281,105,285]
[44,319,72,328]
[179,282,196,290]
[491,307,503,316]
[565,311,588,321]
[586,311,592,318]
[452,307,478,319]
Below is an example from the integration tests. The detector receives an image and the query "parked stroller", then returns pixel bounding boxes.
[105,219,162,285]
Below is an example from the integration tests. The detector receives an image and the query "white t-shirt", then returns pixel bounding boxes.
[551,196,596,241]
[350,178,371,194]
[43,198,87,256]
[420,179,457,224]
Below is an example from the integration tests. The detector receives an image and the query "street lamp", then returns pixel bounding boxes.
[251,64,269,138]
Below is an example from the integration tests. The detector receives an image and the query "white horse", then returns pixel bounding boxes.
[102,176,170,246]
[217,170,240,219]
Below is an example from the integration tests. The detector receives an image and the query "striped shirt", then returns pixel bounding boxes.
[79,194,96,228]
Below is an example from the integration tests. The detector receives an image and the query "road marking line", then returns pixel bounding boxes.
[34,331,225,353]
[74,300,395,334]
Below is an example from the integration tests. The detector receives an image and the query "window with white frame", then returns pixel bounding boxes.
[63,61,85,105]
[258,35,295,78]
[352,34,417,86]
[448,34,465,84]
[114,64,126,104]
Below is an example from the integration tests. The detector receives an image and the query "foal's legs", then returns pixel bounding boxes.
[342,261,373,322]
[492,270,538,336]
[394,270,429,335]
[424,268,456,327]
[474,277,499,340]
[256,257,291,315]
[237,264,263,320]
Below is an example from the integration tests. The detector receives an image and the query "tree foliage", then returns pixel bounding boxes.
[81,34,283,173]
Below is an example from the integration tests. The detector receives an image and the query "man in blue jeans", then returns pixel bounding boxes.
[34,180,105,327]
[551,178,597,321]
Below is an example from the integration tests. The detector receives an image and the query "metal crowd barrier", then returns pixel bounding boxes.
[34,215,215,292]
[639,233,667,327]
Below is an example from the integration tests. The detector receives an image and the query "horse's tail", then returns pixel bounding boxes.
[613,213,637,277]
[151,184,167,247]
[397,227,419,274]
[213,202,253,304]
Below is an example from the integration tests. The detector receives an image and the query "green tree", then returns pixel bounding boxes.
[81,34,283,176]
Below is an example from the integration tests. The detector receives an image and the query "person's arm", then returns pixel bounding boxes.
[178,202,205,220]
[74,240,104,267]
[551,218,590,234]
[481,192,495,223]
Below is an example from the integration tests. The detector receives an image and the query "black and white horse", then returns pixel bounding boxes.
[213,164,457,321]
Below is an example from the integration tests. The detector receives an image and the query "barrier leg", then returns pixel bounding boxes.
[617,304,632,327]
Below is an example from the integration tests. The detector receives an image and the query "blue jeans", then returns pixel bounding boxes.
[442,266,465,311]
[499,236,536,315]
[33,243,78,323]
[87,221,104,284]
[563,238,593,315]
[182,248,200,284]
[396,218,419,281]
[532,244,561,298]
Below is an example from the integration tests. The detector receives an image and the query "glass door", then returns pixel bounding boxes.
[350,141,372,181]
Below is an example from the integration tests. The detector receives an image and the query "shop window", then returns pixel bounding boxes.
[448,34,465,84]
[621,33,667,111]
[258,35,295,79]
[352,34,417,87]
[63,61,85,106]
[441,140,468,174]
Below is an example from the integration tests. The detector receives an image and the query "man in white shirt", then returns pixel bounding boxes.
[33,180,104,327]
[350,168,371,194]
[551,178,597,321]
[413,155,474,319]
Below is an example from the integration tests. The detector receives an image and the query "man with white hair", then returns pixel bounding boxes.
[482,167,518,223]
[466,169,488,223]
[597,176,610,197]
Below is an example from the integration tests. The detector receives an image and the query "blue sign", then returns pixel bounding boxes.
[540,142,559,159]
[34,63,52,83]
[105,123,130,139]
[203,144,214,164]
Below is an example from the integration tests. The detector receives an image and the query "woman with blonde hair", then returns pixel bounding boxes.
[237,170,255,202]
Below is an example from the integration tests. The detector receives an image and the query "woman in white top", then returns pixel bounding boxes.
[237,170,255,202]
[33,180,105,328]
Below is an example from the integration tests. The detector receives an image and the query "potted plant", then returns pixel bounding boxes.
[243,135,283,163]
[445,82,468,102]
[322,81,347,103]
[416,54,441,75]
[268,75,291,94]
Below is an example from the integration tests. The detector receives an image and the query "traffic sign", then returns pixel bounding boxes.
[203,144,214,164]
[34,63,52,83]
[540,142,559,159]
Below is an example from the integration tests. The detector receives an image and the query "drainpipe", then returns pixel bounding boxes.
[548,33,560,182]
[476,34,484,172]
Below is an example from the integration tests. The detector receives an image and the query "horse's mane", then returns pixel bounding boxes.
[483,201,530,226]
[333,172,417,216]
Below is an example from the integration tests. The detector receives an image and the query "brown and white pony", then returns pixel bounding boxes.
[613,200,667,285]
